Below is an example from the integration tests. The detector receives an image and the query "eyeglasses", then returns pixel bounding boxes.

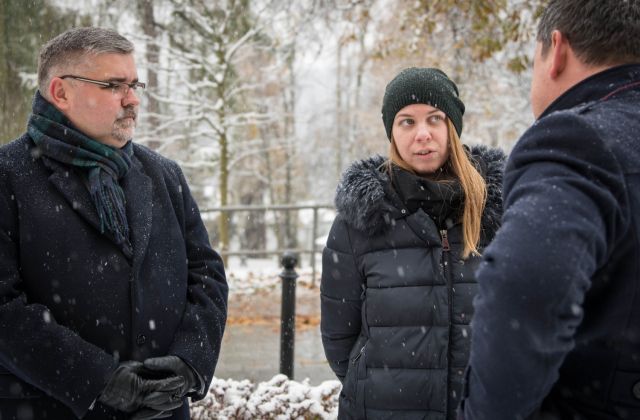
[60,75,146,97]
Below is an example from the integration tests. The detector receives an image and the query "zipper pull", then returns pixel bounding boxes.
[352,345,366,364]
[440,229,450,251]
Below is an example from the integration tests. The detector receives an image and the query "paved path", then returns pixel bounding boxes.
[214,284,336,384]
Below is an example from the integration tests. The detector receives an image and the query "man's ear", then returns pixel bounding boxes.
[48,78,71,111]
[548,30,570,79]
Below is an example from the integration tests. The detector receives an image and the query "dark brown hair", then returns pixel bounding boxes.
[537,0,640,66]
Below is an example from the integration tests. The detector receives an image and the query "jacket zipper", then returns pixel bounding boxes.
[440,229,450,252]
[440,228,454,413]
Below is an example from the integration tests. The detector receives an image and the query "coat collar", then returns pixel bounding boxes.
[334,144,505,236]
[540,64,640,119]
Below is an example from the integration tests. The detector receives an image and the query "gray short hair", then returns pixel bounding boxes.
[537,0,640,66]
[38,27,134,96]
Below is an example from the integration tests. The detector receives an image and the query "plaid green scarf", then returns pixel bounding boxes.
[27,91,133,258]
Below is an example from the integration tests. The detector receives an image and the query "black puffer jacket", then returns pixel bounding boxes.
[321,145,505,419]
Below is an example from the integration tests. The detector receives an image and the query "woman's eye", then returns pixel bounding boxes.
[429,115,444,123]
[399,118,414,126]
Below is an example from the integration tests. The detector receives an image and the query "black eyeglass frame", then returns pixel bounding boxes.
[59,75,146,96]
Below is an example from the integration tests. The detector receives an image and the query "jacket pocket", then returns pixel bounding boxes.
[0,368,44,399]
[339,340,368,419]
[342,340,367,400]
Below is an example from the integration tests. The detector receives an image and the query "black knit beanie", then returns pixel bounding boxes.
[381,67,465,140]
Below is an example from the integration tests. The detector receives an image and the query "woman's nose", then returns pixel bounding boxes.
[415,124,431,142]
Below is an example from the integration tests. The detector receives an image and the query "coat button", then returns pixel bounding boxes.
[633,381,640,400]
[136,334,147,345]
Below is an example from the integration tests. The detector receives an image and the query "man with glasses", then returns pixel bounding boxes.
[0,27,228,419]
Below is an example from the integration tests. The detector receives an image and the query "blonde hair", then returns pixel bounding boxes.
[387,119,487,258]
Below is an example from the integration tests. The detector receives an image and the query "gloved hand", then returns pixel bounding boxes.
[98,361,186,413]
[143,355,199,399]
[130,407,173,420]
[129,388,185,419]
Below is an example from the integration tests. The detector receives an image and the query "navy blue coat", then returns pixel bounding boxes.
[322,145,505,419]
[461,65,640,419]
[0,134,228,419]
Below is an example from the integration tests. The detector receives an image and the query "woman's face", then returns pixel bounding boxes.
[392,103,450,176]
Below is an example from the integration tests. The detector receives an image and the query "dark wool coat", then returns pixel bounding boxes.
[461,64,640,420]
[0,134,228,419]
[321,145,505,419]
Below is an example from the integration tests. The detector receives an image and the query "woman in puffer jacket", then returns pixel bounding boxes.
[321,67,506,420]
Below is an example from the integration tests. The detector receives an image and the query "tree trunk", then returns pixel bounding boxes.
[218,120,230,265]
[136,0,161,149]
[335,40,343,180]
[0,0,9,145]
[283,45,298,249]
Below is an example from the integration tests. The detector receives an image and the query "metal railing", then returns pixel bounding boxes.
[200,203,334,283]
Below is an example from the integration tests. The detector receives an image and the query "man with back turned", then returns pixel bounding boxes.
[460,1,640,419]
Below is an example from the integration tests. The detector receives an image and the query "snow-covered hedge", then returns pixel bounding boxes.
[191,374,341,419]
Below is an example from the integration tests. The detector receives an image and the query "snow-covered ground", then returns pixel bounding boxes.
[225,256,322,295]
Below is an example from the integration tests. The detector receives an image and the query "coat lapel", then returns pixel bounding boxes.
[46,155,153,263]
[47,163,103,234]
[122,158,153,272]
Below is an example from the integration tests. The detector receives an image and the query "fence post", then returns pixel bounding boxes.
[279,251,298,379]
[311,207,319,286]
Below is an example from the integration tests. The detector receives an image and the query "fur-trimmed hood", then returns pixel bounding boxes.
[334,144,506,236]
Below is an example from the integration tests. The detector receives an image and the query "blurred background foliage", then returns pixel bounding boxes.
[0,0,546,253]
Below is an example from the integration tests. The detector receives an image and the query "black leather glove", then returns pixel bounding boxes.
[98,361,186,413]
[143,355,199,398]
[129,389,185,420]
[131,407,174,420]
